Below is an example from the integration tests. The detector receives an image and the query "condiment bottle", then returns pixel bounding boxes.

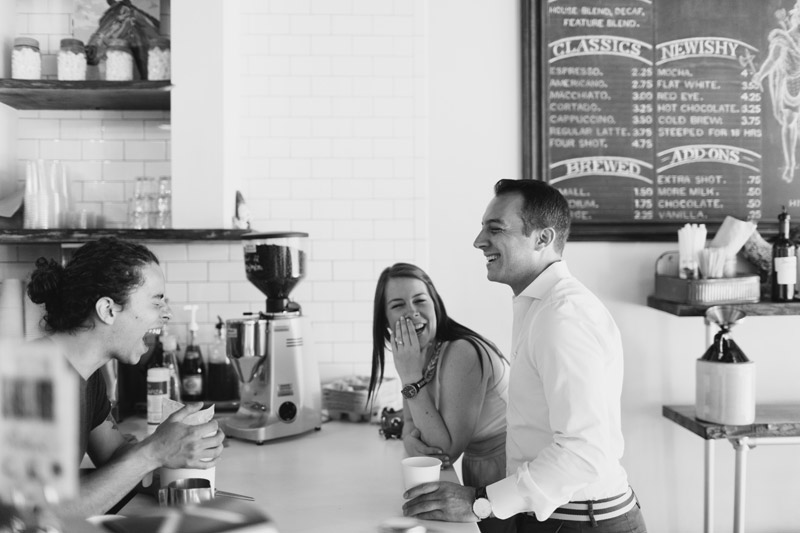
[147,36,171,80]
[12,37,41,80]
[207,316,239,402]
[57,38,87,81]
[105,38,134,81]
[147,367,170,435]
[771,206,796,302]
[161,331,182,402]
[180,305,205,402]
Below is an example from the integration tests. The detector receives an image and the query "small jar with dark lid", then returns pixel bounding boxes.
[58,38,87,80]
[147,36,171,80]
[105,38,134,81]
[12,37,41,80]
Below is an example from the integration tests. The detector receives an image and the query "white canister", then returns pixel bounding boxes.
[57,38,87,81]
[695,359,756,425]
[105,38,134,81]
[11,37,41,80]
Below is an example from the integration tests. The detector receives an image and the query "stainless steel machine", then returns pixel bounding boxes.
[221,232,322,444]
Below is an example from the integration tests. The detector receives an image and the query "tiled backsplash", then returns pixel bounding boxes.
[3,0,428,381]
[0,239,377,382]
[14,0,172,229]
[15,109,171,228]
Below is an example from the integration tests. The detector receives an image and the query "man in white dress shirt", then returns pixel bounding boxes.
[402,179,647,532]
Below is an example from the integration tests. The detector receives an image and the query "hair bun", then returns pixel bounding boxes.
[27,257,64,304]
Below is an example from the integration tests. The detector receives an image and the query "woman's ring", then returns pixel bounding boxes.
[396,339,403,345]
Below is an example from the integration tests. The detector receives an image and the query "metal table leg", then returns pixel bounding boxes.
[732,437,749,533]
[704,438,714,533]
[728,436,800,533]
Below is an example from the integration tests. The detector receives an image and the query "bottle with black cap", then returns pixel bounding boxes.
[771,206,796,302]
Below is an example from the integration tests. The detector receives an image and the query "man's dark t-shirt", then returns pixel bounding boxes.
[79,370,112,462]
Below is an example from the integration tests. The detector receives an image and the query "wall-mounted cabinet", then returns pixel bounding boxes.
[0,79,170,111]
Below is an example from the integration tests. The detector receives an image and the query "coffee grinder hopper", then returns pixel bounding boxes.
[244,232,308,314]
[227,232,308,384]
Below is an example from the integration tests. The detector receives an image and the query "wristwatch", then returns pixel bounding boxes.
[472,486,493,520]
[400,378,427,399]
[401,343,443,400]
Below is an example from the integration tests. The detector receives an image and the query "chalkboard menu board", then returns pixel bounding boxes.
[522,0,800,240]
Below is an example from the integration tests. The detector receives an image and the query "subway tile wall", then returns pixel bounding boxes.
[235,0,429,380]
[2,0,428,382]
[13,0,171,229]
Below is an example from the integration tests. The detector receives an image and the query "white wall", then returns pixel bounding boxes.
[428,3,800,533]
[235,0,430,380]
[2,2,800,531]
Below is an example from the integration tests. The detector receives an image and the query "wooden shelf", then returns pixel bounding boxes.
[0,228,250,244]
[647,295,800,317]
[663,404,800,440]
[0,79,171,110]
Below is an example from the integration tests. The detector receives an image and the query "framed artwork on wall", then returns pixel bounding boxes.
[522,0,800,241]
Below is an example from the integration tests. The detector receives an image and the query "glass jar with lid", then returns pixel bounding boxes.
[58,38,87,81]
[12,37,41,80]
[105,38,134,81]
[147,36,171,80]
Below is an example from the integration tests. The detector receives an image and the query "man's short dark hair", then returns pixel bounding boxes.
[494,179,571,253]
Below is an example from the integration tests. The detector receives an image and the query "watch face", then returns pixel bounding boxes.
[473,498,492,520]
[401,384,418,399]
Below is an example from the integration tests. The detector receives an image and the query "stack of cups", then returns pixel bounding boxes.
[155,176,172,229]
[130,176,155,229]
[23,160,71,229]
[0,279,25,340]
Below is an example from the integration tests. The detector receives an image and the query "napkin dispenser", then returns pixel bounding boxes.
[695,306,755,425]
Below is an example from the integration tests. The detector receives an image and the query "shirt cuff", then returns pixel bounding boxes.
[485,476,529,520]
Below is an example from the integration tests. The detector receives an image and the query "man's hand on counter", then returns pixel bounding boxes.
[402,481,478,523]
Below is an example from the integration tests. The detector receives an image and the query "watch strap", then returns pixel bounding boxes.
[473,486,493,520]
[401,342,444,399]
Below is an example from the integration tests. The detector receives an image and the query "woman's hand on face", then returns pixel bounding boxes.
[391,316,423,380]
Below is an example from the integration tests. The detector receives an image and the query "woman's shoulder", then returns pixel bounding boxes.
[440,337,501,367]
[441,337,478,355]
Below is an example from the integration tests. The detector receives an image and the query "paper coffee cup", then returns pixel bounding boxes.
[401,456,441,491]
[156,400,217,490]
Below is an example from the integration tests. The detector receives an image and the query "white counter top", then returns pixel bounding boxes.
[118,416,479,533]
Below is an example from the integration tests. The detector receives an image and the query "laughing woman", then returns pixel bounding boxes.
[369,263,513,533]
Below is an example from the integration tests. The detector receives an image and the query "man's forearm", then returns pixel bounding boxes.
[60,441,154,517]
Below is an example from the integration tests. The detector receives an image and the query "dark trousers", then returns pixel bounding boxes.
[480,515,518,533]
[515,504,647,533]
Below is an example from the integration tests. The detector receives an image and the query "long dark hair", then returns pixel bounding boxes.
[368,262,506,402]
[27,237,160,333]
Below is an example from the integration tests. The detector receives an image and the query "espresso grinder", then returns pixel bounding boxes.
[221,232,322,444]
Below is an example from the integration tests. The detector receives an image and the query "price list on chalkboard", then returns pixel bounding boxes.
[540,0,800,226]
